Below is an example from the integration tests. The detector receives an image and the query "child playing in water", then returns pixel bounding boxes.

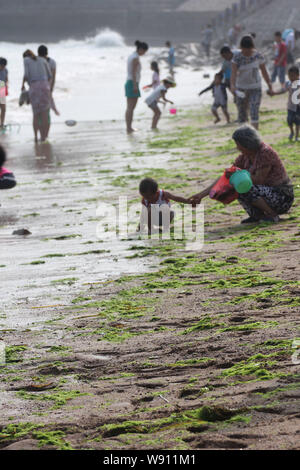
[0,145,16,190]
[166,41,175,76]
[145,77,176,130]
[137,177,190,233]
[199,72,230,124]
[0,58,8,129]
[268,65,300,141]
[143,61,160,90]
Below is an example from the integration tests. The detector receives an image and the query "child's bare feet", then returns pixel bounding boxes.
[214,117,221,124]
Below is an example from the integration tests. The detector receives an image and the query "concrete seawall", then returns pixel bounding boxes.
[0,0,220,45]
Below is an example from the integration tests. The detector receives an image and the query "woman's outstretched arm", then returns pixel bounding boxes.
[188,179,219,204]
[260,63,273,93]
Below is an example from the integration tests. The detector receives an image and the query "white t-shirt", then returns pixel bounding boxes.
[48,57,56,72]
[24,56,52,84]
[232,50,265,90]
[152,71,160,88]
[145,84,166,105]
[285,31,295,51]
[127,51,141,82]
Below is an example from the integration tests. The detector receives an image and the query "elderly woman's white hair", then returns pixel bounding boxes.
[232,125,262,151]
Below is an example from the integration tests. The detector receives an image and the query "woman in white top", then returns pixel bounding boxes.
[230,35,273,129]
[21,49,52,142]
[125,40,148,134]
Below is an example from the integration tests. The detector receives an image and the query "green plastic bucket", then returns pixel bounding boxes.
[229,170,252,194]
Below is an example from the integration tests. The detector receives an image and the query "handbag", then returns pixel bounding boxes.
[19,89,30,106]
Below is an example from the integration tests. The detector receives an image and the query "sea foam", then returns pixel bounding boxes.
[91,29,126,48]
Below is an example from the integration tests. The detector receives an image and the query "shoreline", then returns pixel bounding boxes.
[1,93,300,450]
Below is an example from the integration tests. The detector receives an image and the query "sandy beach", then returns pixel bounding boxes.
[0,86,300,450]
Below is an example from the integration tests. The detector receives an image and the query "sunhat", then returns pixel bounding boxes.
[164,76,176,87]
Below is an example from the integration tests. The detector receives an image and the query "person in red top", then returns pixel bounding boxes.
[189,125,294,224]
[271,32,288,91]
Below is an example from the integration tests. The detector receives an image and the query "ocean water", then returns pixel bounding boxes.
[0,29,214,125]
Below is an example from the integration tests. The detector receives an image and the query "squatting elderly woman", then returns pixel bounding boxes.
[190,125,294,224]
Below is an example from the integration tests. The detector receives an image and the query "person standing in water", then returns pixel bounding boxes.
[38,45,60,117]
[125,40,148,134]
[22,49,52,143]
[202,25,213,58]
[165,41,175,76]
[37,45,60,141]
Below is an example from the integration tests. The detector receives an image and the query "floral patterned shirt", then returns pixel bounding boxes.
[234,143,290,186]
[232,50,265,90]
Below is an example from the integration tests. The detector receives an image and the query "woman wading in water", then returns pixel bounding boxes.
[125,40,148,134]
[22,49,52,143]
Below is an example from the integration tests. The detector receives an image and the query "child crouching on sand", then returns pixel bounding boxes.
[268,65,300,141]
[0,145,16,190]
[199,72,230,124]
[145,77,176,130]
[137,177,190,233]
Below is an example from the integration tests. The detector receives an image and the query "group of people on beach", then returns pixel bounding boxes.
[138,122,294,233]
[0,30,296,234]
[125,40,177,134]
[125,30,300,139]
[125,32,295,232]
[199,30,300,137]
[0,44,58,196]
[0,45,58,142]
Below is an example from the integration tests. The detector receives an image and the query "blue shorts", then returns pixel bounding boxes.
[125,80,140,98]
[287,109,300,126]
[271,65,286,84]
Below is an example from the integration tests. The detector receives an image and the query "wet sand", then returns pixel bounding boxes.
[0,117,175,328]
[0,96,300,450]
